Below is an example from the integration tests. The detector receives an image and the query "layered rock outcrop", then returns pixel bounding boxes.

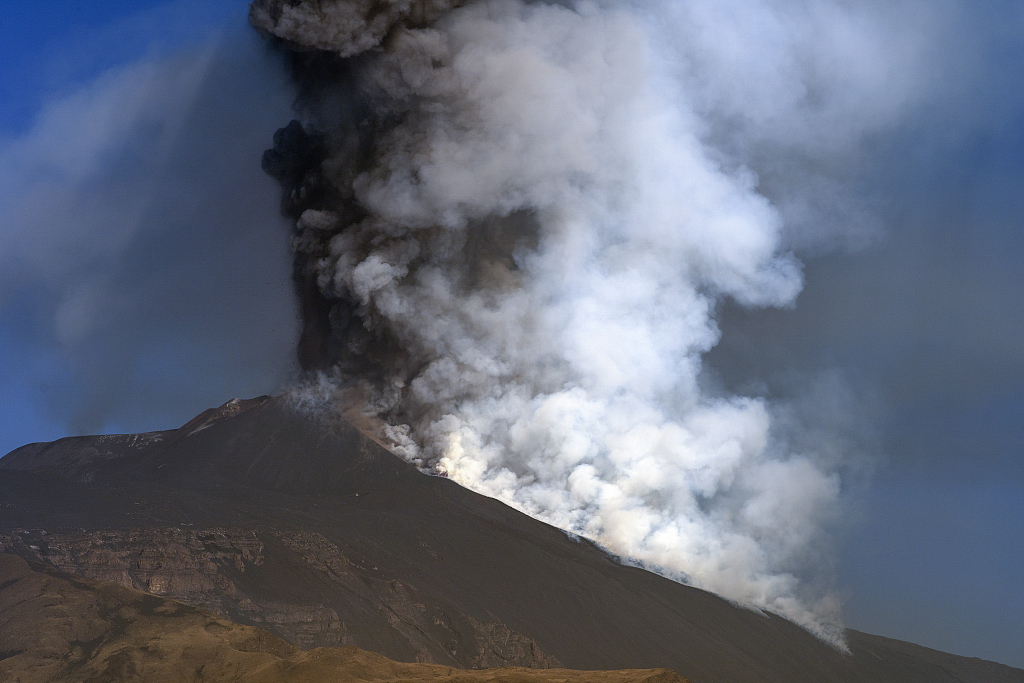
[0,526,557,666]
[0,554,680,683]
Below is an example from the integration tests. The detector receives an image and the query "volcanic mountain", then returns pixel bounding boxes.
[1,395,1021,683]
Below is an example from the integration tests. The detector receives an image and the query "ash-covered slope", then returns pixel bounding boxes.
[1,396,1021,683]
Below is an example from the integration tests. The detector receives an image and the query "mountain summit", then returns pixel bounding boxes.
[1,396,1021,683]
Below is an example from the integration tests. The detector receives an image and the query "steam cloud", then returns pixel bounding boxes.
[253,0,940,642]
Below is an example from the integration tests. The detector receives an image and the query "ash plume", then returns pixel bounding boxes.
[253,0,941,642]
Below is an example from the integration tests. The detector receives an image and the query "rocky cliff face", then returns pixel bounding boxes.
[0,553,681,683]
[0,526,558,667]
[1,396,1023,683]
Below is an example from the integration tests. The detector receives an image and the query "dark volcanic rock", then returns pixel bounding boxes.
[0,396,415,496]
[1,396,1022,683]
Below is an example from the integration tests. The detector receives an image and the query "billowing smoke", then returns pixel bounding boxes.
[252,0,941,642]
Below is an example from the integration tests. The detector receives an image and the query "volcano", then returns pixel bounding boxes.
[1,396,1021,683]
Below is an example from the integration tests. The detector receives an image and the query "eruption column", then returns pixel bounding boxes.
[253,0,928,643]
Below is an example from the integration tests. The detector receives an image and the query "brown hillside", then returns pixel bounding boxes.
[0,554,686,683]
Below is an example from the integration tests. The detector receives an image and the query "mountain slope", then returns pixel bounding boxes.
[1,396,1021,683]
[0,553,686,683]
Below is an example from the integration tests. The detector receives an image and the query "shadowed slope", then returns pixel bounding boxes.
[1,396,1022,683]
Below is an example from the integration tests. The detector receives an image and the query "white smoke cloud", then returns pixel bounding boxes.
[267,0,952,644]
[642,0,948,253]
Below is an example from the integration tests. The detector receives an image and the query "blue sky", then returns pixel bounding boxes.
[0,0,297,449]
[0,0,1022,669]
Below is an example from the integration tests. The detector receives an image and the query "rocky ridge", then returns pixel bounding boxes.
[0,526,558,666]
[0,553,683,683]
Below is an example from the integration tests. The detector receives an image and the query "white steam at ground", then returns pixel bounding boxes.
[263,0,948,643]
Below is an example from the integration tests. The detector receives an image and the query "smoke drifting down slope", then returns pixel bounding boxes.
[252,0,932,642]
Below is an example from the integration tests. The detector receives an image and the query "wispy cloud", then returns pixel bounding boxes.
[0,24,297,440]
